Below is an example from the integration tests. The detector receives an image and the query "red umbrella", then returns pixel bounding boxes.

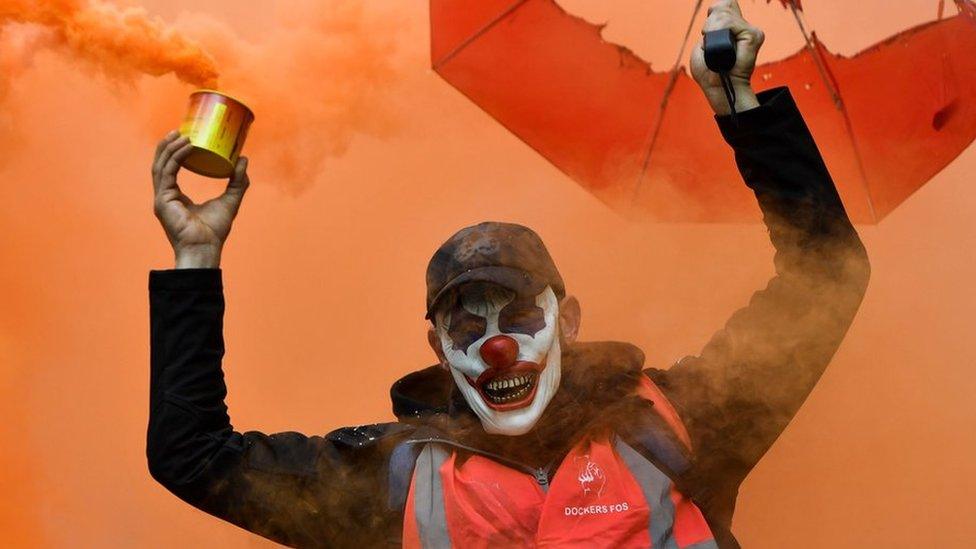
[430,0,976,223]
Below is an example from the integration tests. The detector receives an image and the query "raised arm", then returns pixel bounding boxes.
[647,0,871,497]
[650,84,870,497]
[146,133,407,546]
[147,269,407,546]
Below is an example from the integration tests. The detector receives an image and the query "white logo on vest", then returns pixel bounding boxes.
[564,454,631,517]
[575,454,607,497]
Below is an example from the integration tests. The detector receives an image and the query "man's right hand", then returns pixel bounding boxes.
[151,130,250,269]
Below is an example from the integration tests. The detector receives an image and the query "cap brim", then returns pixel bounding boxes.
[425,265,546,320]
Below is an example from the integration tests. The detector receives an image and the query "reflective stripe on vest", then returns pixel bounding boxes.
[405,438,716,548]
[409,443,451,549]
[615,439,717,549]
[615,439,679,549]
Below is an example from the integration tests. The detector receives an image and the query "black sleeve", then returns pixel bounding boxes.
[147,268,411,548]
[647,87,871,493]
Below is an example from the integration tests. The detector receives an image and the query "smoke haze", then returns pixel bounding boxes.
[0,0,974,547]
[0,0,219,86]
[1,0,401,189]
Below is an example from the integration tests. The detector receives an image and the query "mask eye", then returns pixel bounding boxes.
[498,299,545,337]
[447,309,487,352]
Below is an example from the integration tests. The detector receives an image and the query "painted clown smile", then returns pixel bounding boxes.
[437,284,562,435]
[470,361,544,410]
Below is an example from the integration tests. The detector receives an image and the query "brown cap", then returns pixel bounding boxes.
[425,221,565,320]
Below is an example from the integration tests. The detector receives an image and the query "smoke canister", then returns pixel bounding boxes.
[178,90,254,178]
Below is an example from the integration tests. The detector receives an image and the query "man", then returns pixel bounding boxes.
[147,2,870,547]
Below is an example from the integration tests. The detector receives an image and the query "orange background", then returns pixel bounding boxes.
[1,1,974,547]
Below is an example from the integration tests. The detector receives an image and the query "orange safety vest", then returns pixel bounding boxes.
[401,375,717,548]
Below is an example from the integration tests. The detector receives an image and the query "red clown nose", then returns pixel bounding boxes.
[479,335,519,369]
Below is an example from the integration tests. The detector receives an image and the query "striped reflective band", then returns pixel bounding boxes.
[615,439,718,549]
[615,439,680,549]
[411,443,452,549]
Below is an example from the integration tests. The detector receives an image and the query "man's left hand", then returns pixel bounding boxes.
[690,0,765,116]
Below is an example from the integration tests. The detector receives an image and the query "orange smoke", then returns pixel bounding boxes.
[0,0,218,169]
[214,1,402,192]
[2,0,403,193]
[0,0,219,87]
[1,1,975,547]
[154,0,403,192]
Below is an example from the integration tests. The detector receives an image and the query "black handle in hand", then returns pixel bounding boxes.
[703,29,736,73]
[703,29,739,124]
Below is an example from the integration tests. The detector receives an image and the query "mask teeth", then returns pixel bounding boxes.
[483,373,536,403]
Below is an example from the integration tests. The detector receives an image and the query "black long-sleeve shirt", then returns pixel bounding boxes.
[147,87,870,548]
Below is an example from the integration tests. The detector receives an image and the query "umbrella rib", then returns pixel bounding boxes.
[836,96,879,221]
[789,5,841,107]
[432,0,531,70]
[631,0,705,206]
[790,4,877,221]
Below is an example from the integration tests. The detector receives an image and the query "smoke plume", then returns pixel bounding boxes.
[0,0,219,87]
[0,0,402,191]
[194,0,403,192]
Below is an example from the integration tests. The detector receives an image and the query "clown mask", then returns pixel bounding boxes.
[434,283,561,435]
